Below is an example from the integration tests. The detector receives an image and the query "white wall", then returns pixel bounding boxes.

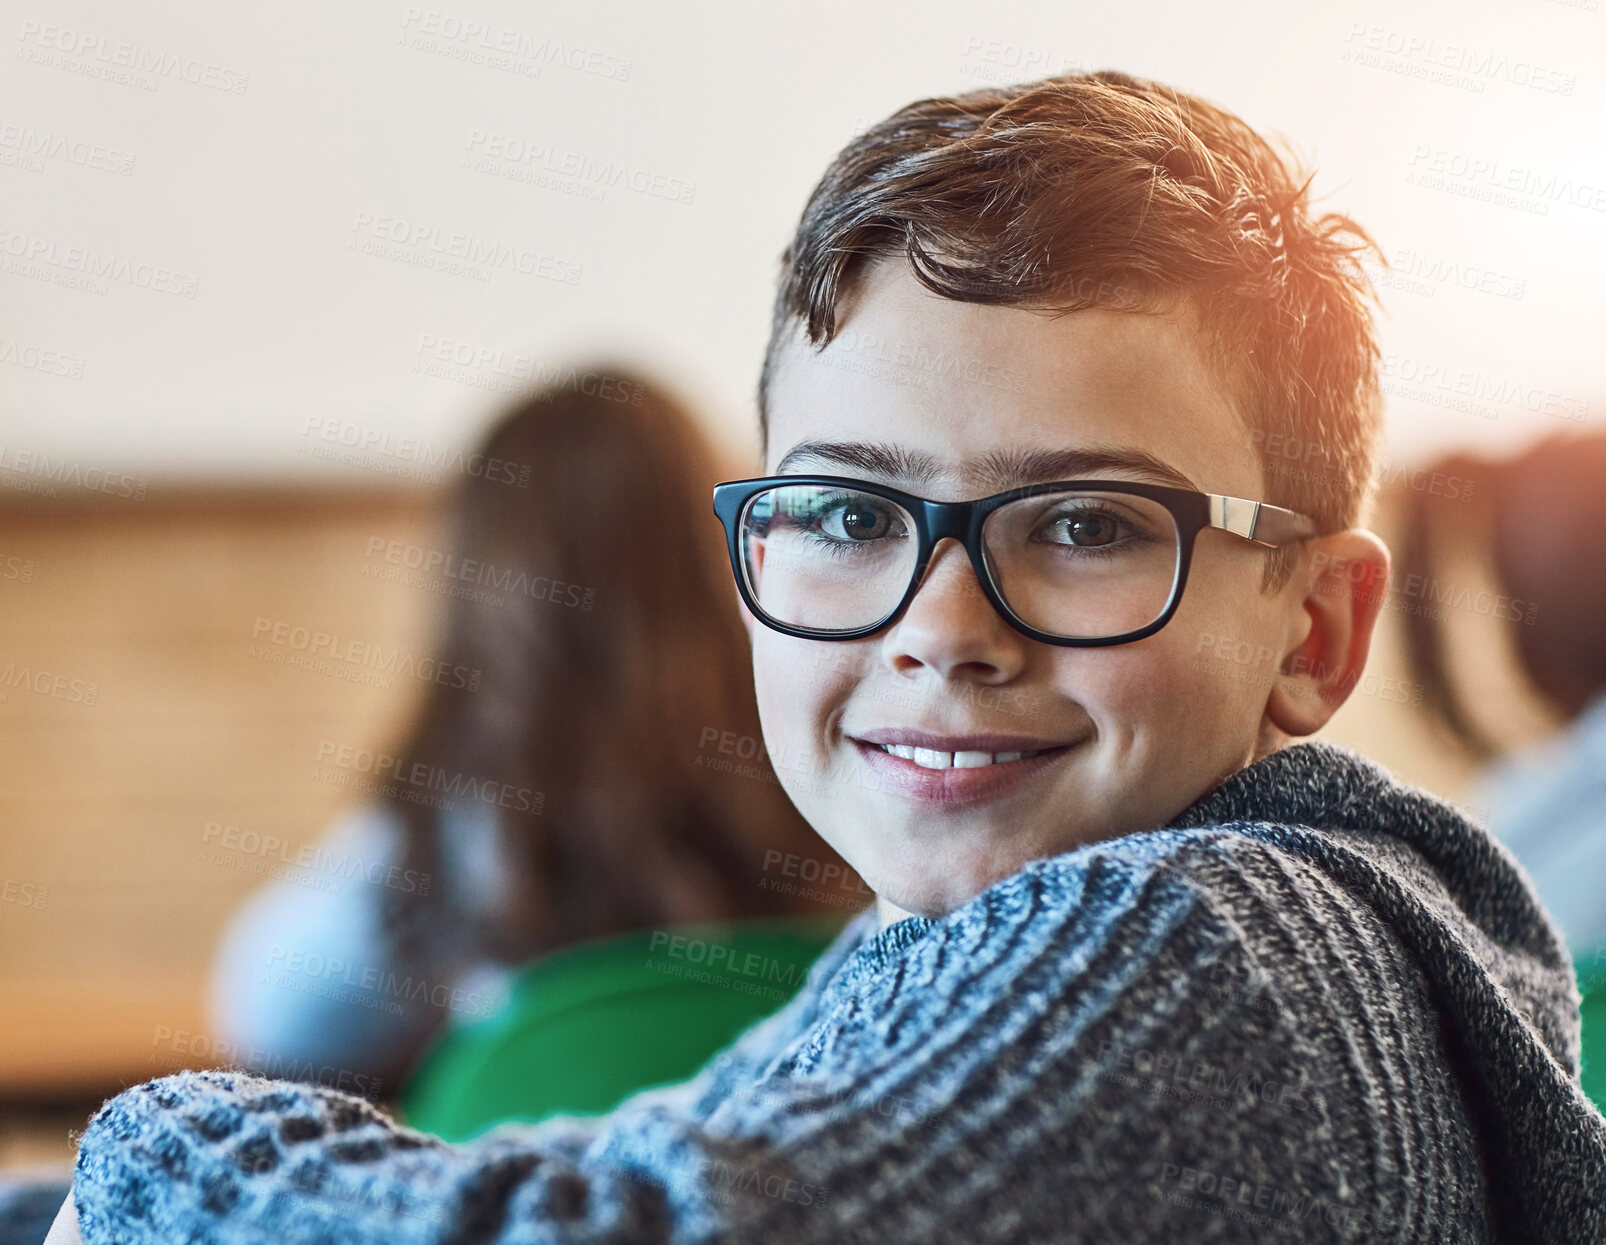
[4,0,1603,485]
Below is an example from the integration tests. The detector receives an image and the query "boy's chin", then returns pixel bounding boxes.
[869,850,1050,921]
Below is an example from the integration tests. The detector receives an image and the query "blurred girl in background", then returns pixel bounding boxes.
[208,364,847,1090]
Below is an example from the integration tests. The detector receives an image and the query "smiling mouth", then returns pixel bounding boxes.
[867,743,1062,770]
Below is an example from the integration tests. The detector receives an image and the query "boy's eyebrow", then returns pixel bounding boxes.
[774,440,1200,493]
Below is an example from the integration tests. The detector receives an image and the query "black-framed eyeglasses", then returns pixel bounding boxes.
[711,475,1317,647]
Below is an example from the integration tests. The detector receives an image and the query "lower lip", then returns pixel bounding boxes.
[849,739,1076,808]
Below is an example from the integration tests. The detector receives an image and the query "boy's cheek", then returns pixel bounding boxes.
[751,635,846,760]
[1065,631,1256,752]
[1049,644,1168,721]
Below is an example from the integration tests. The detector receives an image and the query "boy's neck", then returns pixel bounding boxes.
[876,895,919,931]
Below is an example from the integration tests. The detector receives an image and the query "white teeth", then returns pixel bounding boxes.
[873,744,1047,769]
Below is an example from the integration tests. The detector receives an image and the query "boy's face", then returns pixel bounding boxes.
[755,261,1312,921]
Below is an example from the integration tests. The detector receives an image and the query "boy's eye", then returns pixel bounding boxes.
[820,500,898,542]
[1050,512,1121,547]
[1033,504,1149,551]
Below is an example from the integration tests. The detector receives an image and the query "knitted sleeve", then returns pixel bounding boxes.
[71,832,1470,1244]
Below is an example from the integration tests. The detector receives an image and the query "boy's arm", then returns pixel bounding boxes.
[70,836,1434,1244]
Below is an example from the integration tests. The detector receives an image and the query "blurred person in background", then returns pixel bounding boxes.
[208,364,845,1093]
[1398,428,1606,956]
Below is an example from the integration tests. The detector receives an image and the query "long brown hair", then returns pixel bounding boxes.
[1398,429,1606,760]
[379,364,848,967]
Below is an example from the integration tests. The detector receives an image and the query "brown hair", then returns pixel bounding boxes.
[380,365,849,968]
[1399,431,1606,760]
[759,70,1385,589]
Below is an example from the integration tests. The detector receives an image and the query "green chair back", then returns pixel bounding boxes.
[400,913,848,1141]
[1579,948,1606,1114]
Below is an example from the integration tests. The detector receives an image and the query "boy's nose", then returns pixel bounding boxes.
[880,538,1025,684]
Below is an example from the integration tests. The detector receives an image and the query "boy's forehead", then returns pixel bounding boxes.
[764,264,1264,500]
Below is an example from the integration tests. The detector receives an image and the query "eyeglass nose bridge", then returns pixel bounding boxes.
[919,497,976,544]
[901,497,1001,610]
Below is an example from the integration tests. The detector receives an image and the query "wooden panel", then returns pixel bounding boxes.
[0,486,443,1095]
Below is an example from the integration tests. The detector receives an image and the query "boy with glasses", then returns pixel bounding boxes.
[51,70,1606,1245]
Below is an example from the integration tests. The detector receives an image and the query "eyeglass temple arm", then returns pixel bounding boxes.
[1207,494,1318,548]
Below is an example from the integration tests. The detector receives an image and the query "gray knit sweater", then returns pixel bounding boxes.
[67,741,1606,1242]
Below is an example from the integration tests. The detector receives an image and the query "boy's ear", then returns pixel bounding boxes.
[1265,530,1392,737]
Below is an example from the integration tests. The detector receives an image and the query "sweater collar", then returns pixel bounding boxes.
[819,740,1421,998]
